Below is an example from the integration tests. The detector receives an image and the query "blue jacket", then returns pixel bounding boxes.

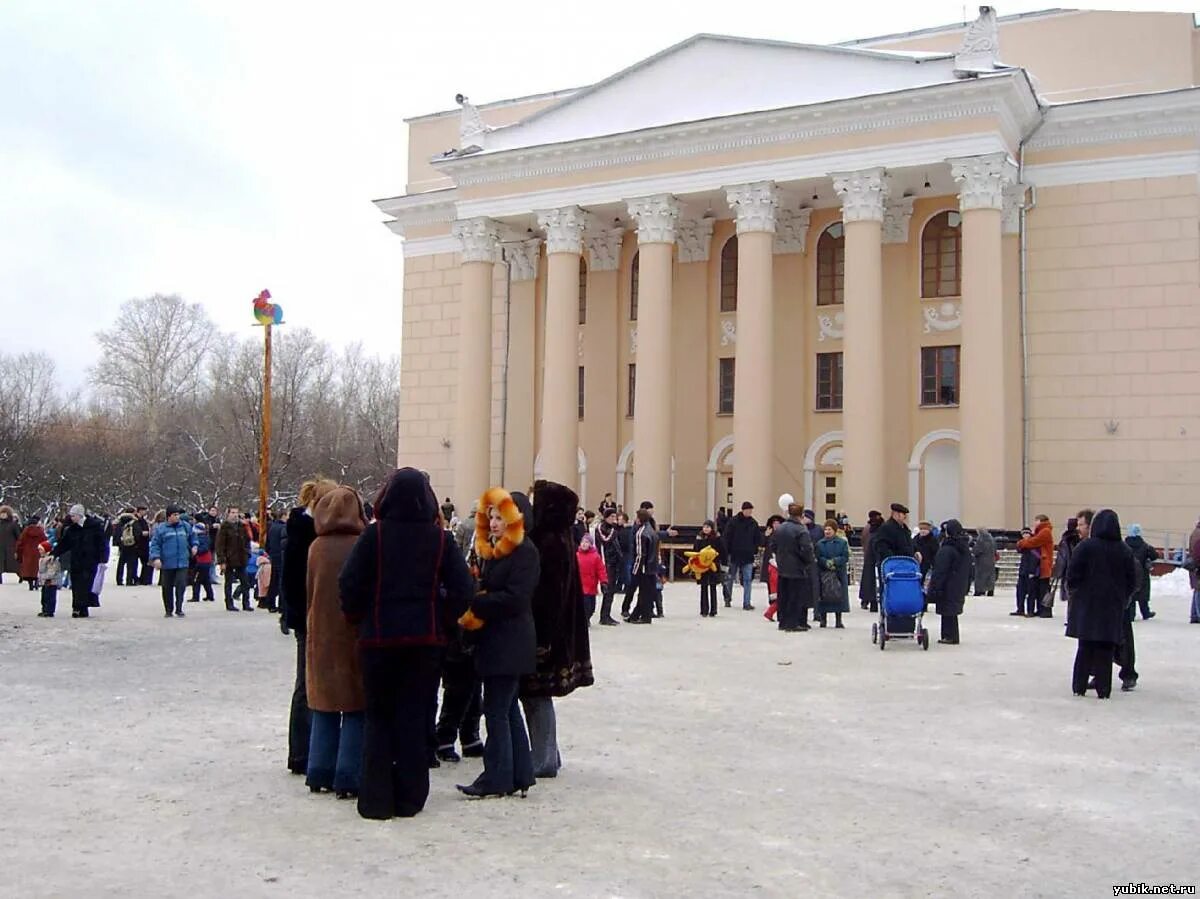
[150,521,196,569]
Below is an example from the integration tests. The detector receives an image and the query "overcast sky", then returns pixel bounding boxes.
[1,0,1186,390]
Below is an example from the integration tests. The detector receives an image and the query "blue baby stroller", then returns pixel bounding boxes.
[871,556,930,650]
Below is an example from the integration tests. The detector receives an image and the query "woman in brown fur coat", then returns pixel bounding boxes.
[305,486,367,798]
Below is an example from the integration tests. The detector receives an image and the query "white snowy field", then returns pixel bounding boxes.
[1,570,1198,898]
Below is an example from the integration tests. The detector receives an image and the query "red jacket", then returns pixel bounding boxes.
[1017,521,1054,579]
[576,546,608,596]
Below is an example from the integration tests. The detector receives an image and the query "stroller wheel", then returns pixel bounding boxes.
[871,623,878,644]
[879,630,887,651]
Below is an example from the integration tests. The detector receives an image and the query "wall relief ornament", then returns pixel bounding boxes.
[452,217,502,263]
[923,302,963,334]
[457,96,492,151]
[676,218,715,263]
[586,227,624,271]
[578,330,585,360]
[720,319,737,347]
[955,6,1000,74]
[949,153,1017,212]
[831,167,888,223]
[502,237,541,282]
[774,208,811,254]
[882,196,916,244]
[1002,181,1026,235]
[629,327,638,356]
[725,181,779,234]
[627,195,680,244]
[536,206,590,255]
[817,311,845,342]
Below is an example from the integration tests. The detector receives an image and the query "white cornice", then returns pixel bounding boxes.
[374,189,457,237]
[1028,88,1200,150]
[432,75,1037,188]
[455,132,1008,222]
[1024,151,1200,187]
[402,235,460,258]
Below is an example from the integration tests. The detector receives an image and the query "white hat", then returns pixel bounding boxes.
[69,504,86,519]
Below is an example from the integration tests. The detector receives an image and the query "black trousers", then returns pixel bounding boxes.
[940,613,960,643]
[631,572,657,622]
[358,646,442,820]
[224,565,251,607]
[116,547,140,585]
[138,548,152,584]
[69,570,94,615]
[777,576,807,630]
[699,572,719,616]
[190,563,215,601]
[621,572,639,618]
[1073,639,1115,697]
[288,633,311,773]
[600,560,621,622]
[160,567,188,614]
[435,649,482,749]
[1116,617,1137,685]
[41,585,58,616]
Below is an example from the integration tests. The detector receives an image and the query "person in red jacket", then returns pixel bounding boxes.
[576,533,608,624]
[1017,514,1055,618]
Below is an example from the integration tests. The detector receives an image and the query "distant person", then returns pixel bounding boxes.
[36,541,63,617]
[1066,509,1135,699]
[815,520,849,629]
[440,496,455,525]
[0,505,20,583]
[52,504,109,618]
[723,502,762,611]
[971,527,997,597]
[215,507,253,612]
[17,515,47,591]
[149,504,197,618]
[1123,524,1158,621]
[926,520,972,645]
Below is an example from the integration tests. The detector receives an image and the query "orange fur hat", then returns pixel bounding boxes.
[474,486,525,561]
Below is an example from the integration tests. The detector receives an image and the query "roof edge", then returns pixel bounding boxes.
[839,8,1076,47]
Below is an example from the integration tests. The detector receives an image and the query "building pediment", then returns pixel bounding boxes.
[475,35,960,155]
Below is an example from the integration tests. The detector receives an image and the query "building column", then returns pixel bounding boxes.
[536,206,589,489]
[451,217,501,508]
[583,227,625,504]
[626,194,680,514]
[951,153,1016,527]
[832,168,888,519]
[725,182,779,517]
[502,237,542,492]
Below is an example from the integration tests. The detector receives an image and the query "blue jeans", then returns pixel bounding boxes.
[307,710,365,793]
[1191,588,1200,622]
[471,676,533,795]
[734,562,755,608]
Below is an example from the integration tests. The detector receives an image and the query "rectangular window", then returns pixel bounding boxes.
[578,366,585,420]
[815,352,843,411]
[921,345,960,406]
[717,358,735,415]
[626,363,636,418]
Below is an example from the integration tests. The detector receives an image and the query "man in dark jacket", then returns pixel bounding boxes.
[52,504,109,618]
[774,504,816,632]
[628,508,661,624]
[620,501,676,619]
[594,509,623,626]
[215,506,253,611]
[926,520,972,644]
[263,509,286,612]
[1124,524,1158,621]
[1066,508,1137,698]
[858,510,884,610]
[133,506,153,585]
[723,501,762,610]
[868,503,915,612]
[111,507,139,586]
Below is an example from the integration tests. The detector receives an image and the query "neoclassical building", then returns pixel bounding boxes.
[377,7,1200,533]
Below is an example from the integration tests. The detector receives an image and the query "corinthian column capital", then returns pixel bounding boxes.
[626,195,680,245]
[586,227,625,271]
[725,181,779,234]
[452,217,502,263]
[831,167,889,223]
[503,237,542,282]
[774,207,812,254]
[676,218,715,263]
[949,152,1017,212]
[882,197,916,244]
[536,206,590,255]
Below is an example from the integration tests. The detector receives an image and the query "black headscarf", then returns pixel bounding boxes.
[374,467,438,523]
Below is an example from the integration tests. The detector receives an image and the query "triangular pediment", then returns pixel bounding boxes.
[481,34,958,153]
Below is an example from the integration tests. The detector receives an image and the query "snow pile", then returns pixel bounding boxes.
[1152,567,1194,601]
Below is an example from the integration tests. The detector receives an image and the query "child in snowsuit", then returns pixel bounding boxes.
[576,534,608,623]
[37,542,62,617]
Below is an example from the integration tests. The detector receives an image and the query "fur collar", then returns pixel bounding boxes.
[475,487,525,561]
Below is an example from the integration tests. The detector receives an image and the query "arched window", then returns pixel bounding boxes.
[921,211,962,298]
[629,251,639,321]
[578,257,588,325]
[720,235,738,313]
[816,223,845,306]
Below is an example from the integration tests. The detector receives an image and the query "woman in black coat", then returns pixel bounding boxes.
[1065,509,1137,699]
[925,519,972,645]
[456,487,539,798]
[339,468,473,817]
[858,510,884,610]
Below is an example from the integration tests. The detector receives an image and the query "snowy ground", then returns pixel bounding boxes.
[2,568,1198,898]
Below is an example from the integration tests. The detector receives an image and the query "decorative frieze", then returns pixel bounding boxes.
[629,327,638,356]
[676,218,715,263]
[817,311,845,342]
[774,208,812,254]
[720,319,737,347]
[831,167,888,223]
[1002,181,1026,234]
[586,227,625,271]
[452,217,502,263]
[923,302,962,334]
[627,195,680,245]
[949,153,1017,212]
[725,181,779,234]
[502,237,541,282]
[536,206,590,255]
[882,196,916,244]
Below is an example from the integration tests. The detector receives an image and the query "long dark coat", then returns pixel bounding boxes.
[1066,509,1137,644]
[52,515,108,580]
[471,492,539,679]
[0,508,20,574]
[926,524,972,616]
[857,515,883,602]
[815,536,850,614]
[913,532,939,581]
[282,507,318,635]
[17,524,47,581]
[971,529,997,594]
[521,481,594,699]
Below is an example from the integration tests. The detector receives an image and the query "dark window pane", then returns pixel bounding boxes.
[630,252,639,321]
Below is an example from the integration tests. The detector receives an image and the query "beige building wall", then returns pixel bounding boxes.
[1025,174,1200,534]
[863,10,1197,102]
